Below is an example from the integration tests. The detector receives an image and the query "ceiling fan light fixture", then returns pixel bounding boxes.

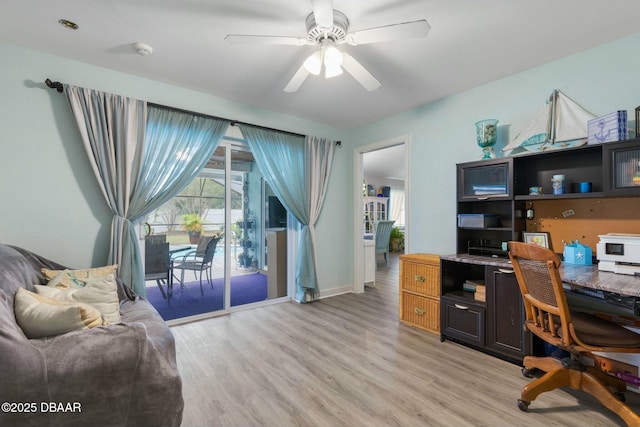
[325,64,343,78]
[303,50,323,75]
[323,44,343,68]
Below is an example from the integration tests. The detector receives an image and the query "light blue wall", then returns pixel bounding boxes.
[2,33,639,295]
[346,32,640,256]
[0,43,347,295]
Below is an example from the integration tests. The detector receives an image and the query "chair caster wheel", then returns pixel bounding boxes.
[517,399,529,412]
[521,367,535,378]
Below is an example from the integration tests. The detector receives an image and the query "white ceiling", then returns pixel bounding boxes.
[364,144,405,182]
[1,0,639,129]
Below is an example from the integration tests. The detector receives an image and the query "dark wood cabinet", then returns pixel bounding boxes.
[440,257,527,364]
[486,266,529,360]
[508,137,640,201]
[457,158,512,201]
[440,258,486,351]
[603,139,640,197]
[445,138,640,365]
[456,157,525,257]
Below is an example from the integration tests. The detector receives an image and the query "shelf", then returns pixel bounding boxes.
[444,290,486,304]
[458,226,512,231]
[467,246,508,258]
[516,192,605,201]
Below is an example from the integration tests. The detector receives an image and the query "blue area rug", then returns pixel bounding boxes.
[145,272,268,321]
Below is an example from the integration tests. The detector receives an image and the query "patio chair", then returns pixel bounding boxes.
[172,236,220,296]
[144,241,171,304]
[374,220,395,269]
[194,235,213,258]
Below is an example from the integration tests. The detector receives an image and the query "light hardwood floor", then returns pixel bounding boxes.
[172,253,640,426]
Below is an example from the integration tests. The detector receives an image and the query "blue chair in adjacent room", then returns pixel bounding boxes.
[374,220,395,269]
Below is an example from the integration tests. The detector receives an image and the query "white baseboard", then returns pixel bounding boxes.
[318,284,356,299]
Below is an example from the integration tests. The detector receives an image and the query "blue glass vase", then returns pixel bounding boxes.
[475,119,499,159]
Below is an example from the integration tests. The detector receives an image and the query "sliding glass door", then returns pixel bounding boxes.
[142,137,288,322]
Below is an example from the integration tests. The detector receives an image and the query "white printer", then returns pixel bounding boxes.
[597,233,640,275]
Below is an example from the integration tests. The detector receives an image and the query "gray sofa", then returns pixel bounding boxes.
[0,244,184,427]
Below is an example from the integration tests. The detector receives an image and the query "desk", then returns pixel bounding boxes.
[555,263,640,392]
[561,263,640,298]
[440,254,640,362]
[441,253,640,297]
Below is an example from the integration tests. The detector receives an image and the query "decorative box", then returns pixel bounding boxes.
[588,111,627,145]
[457,214,498,228]
[563,241,593,265]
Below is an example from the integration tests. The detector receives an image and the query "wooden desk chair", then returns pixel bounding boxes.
[508,241,640,426]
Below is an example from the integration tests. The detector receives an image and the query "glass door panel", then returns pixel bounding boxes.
[142,145,229,321]
[143,139,289,320]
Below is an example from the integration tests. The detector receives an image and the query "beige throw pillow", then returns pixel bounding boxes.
[14,288,105,339]
[41,264,118,289]
[36,273,121,324]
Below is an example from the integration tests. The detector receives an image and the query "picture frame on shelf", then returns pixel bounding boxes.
[523,232,551,249]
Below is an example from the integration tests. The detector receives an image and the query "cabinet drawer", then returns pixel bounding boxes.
[400,255,440,297]
[441,297,485,346]
[400,292,439,333]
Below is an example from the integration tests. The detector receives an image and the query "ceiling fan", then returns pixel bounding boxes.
[224,0,430,92]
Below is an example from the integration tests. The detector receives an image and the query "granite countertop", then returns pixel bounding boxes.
[560,263,640,297]
[440,254,512,269]
[441,253,640,298]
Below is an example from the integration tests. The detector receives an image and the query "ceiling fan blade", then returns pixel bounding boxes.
[311,0,334,29]
[346,19,430,45]
[284,64,311,93]
[225,34,306,46]
[341,53,381,91]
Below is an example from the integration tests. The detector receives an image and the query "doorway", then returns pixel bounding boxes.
[353,135,409,293]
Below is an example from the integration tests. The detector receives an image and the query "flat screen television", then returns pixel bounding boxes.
[268,196,287,228]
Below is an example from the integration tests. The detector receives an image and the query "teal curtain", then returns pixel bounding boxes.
[64,86,229,295]
[239,126,335,302]
[128,106,229,295]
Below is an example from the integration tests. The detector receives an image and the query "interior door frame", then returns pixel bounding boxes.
[353,134,410,293]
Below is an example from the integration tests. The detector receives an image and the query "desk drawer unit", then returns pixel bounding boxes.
[441,296,485,347]
[399,253,441,333]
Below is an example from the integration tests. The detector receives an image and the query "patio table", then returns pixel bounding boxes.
[166,245,196,297]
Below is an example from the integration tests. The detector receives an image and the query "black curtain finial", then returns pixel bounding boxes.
[45,79,63,93]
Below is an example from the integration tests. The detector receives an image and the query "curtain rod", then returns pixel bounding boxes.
[45,79,341,146]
